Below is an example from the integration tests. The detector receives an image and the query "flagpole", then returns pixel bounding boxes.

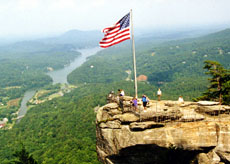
[130,9,138,98]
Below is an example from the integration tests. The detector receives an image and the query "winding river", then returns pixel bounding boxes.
[47,47,101,84]
[17,47,101,121]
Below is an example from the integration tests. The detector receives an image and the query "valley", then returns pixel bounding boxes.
[0,28,229,163]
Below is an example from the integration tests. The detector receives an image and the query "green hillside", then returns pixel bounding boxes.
[0,29,101,123]
[0,81,152,163]
[68,28,230,100]
[0,28,230,163]
[0,43,80,123]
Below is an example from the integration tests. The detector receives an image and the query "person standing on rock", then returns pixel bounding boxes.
[131,97,138,112]
[178,96,184,104]
[157,88,162,101]
[107,91,115,103]
[142,95,148,112]
[119,89,125,96]
[118,89,124,112]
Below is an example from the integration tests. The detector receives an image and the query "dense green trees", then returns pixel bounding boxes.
[69,29,230,101]
[0,41,81,122]
[0,28,230,163]
[0,83,111,163]
[0,40,81,90]
[0,31,103,163]
[11,144,38,164]
[195,60,230,104]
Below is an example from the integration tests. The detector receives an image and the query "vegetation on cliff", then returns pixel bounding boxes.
[195,60,230,104]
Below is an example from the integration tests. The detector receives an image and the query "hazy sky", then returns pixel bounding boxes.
[0,0,230,37]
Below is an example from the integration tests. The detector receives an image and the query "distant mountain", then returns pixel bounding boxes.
[135,26,229,42]
[198,28,230,40]
[0,29,102,53]
[39,29,102,48]
[0,30,103,61]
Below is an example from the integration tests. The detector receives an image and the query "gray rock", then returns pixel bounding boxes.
[196,106,225,115]
[197,101,219,106]
[216,151,230,163]
[129,121,164,131]
[197,153,212,164]
[103,103,119,110]
[107,109,122,116]
[94,105,100,113]
[96,99,230,164]
[206,150,220,164]
[123,96,133,101]
[140,107,182,122]
[180,109,205,122]
[113,113,140,123]
[99,120,121,129]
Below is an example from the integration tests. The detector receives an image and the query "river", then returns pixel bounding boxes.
[17,47,101,121]
[17,90,36,117]
[47,47,101,84]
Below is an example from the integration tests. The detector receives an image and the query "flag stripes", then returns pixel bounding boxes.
[99,13,130,48]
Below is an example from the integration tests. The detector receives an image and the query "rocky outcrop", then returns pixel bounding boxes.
[96,96,230,164]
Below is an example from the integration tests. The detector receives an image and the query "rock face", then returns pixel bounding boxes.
[96,96,230,164]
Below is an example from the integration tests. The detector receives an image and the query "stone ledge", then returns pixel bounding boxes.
[96,98,230,164]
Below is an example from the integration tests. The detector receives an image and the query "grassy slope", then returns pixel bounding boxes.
[68,29,230,100]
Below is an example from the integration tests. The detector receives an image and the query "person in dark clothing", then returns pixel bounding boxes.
[142,95,148,112]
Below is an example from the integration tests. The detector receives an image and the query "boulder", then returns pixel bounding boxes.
[180,109,205,122]
[99,120,121,129]
[103,103,119,110]
[197,101,219,106]
[96,107,109,123]
[129,121,164,131]
[140,107,182,122]
[107,109,122,116]
[216,151,230,163]
[196,106,225,115]
[122,96,133,101]
[113,113,140,123]
[197,153,212,164]
[96,99,230,164]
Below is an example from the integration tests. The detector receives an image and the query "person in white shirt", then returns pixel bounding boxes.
[178,96,184,104]
[120,89,125,96]
[157,88,162,101]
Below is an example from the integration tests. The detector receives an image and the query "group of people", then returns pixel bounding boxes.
[106,89,126,112]
[130,95,148,112]
[107,88,184,113]
[131,88,162,112]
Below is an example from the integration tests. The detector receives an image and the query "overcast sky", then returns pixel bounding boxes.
[0,0,230,37]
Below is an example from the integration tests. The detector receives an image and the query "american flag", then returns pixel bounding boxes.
[99,13,131,48]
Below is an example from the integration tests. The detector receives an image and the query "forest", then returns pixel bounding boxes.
[0,28,230,163]
[0,81,166,163]
[0,37,82,125]
[68,29,230,100]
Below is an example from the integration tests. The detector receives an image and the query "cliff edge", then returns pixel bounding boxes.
[96,96,230,164]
